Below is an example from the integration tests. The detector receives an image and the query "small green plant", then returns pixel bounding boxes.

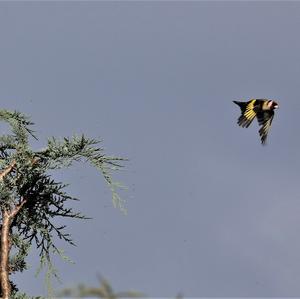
[58,275,144,298]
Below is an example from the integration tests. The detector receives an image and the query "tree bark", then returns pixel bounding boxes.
[0,161,17,298]
[0,209,11,299]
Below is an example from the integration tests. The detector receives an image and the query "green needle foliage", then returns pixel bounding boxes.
[0,110,126,297]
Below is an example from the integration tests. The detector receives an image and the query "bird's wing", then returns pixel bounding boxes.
[237,100,258,128]
[257,110,274,145]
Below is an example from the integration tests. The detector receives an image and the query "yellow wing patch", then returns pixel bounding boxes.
[244,109,256,120]
[236,99,257,128]
[244,100,257,120]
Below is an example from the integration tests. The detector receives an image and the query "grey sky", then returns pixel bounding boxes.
[1,1,300,297]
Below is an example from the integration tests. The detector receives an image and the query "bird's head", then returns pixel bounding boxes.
[267,100,279,110]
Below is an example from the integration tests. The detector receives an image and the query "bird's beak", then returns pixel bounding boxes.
[274,105,279,109]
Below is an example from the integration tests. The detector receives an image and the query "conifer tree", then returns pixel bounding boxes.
[0,110,125,298]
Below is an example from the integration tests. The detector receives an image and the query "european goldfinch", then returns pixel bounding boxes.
[233,99,279,144]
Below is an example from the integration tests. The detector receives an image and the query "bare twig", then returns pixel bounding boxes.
[0,160,16,181]
[9,198,28,218]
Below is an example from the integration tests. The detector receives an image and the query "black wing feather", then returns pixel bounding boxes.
[257,111,274,145]
[235,100,259,128]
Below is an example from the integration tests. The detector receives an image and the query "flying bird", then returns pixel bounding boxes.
[233,99,279,144]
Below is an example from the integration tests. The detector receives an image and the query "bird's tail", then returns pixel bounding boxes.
[233,100,247,113]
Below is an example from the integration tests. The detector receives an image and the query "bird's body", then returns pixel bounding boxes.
[233,99,279,144]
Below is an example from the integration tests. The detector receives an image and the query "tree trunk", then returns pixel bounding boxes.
[0,161,17,298]
[0,209,11,299]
